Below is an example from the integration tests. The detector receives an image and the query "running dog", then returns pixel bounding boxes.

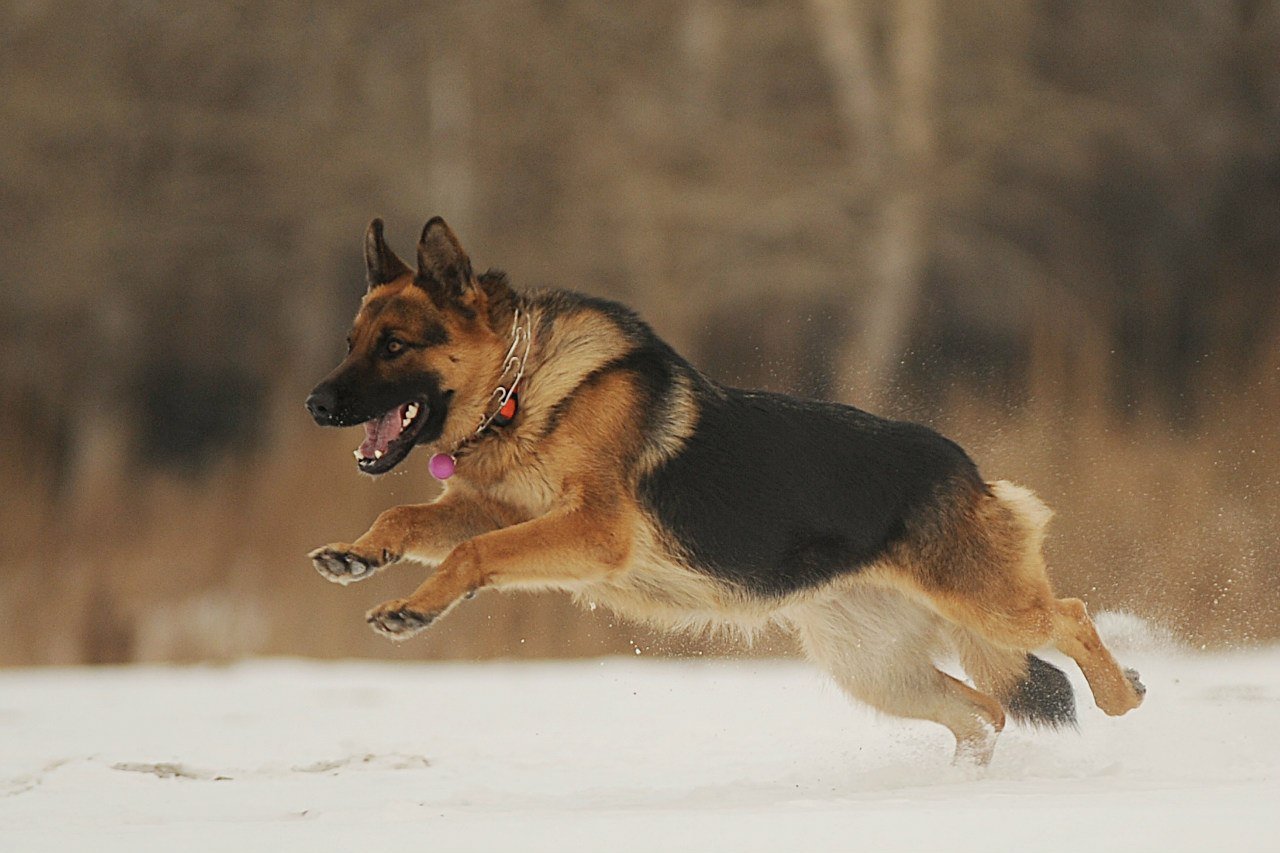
[306,217,1145,763]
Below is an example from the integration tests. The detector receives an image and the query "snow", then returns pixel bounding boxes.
[2,618,1278,852]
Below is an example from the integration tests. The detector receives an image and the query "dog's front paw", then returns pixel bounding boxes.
[366,599,438,640]
[309,544,398,585]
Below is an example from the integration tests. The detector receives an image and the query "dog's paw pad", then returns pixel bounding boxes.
[1125,668,1147,699]
[309,546,392,585]
[366,603,437,640]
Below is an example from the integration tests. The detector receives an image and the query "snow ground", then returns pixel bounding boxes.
[1,617,1277,852]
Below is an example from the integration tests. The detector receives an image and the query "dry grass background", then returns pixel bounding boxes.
[1,1,1278,663]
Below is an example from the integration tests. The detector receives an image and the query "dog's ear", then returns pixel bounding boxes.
[364,219,412,288]
[415,217,476,305]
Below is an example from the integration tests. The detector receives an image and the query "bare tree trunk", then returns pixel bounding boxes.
[807,0,936,409]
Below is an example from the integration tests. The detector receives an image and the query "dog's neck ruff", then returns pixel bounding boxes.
[428,307,533,481]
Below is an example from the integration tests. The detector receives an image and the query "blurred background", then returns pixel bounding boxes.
[2,1,1278,666]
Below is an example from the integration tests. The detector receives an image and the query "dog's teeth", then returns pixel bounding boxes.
[373,450,383,459]
[353,450,362,460]
[406,403,419,419]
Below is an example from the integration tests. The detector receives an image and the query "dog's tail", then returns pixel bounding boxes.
[1005,654,1077,727]
[953,630,1078,728]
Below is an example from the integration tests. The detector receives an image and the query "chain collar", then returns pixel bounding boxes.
[428,307,533,480]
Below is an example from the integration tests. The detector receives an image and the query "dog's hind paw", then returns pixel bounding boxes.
[309,544,396,585]
[366,599,438,640]
[1125,668,1147,701]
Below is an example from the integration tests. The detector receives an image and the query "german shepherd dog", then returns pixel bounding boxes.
[306,217,1145,764]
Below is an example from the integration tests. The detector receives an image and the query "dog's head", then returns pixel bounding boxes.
[306,217,514,475]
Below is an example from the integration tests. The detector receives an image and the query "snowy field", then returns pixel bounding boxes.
[2,616,1278,852]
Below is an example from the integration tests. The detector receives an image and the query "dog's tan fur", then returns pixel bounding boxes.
[309,218,1144,764]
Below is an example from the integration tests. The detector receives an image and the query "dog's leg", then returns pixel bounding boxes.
[1048,597,1146,715]
[366,499,633,639]
[789,584,1006,765]
[900,481,1145,718]
[935,592,1144,718]
[309,493,519,585]
[950,626,1077,727]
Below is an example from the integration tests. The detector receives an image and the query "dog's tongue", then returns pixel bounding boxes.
[358,405,407,458]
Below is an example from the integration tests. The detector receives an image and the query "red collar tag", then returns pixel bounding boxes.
[491,391,518,427]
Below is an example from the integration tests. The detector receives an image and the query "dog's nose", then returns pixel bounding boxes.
[306,388,338,425]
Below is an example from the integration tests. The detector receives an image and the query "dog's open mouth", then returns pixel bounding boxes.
[354,400,428,474]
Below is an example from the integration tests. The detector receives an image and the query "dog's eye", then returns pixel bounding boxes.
[383,338,405,357]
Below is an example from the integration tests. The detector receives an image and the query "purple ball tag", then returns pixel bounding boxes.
[428,453,456,480]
